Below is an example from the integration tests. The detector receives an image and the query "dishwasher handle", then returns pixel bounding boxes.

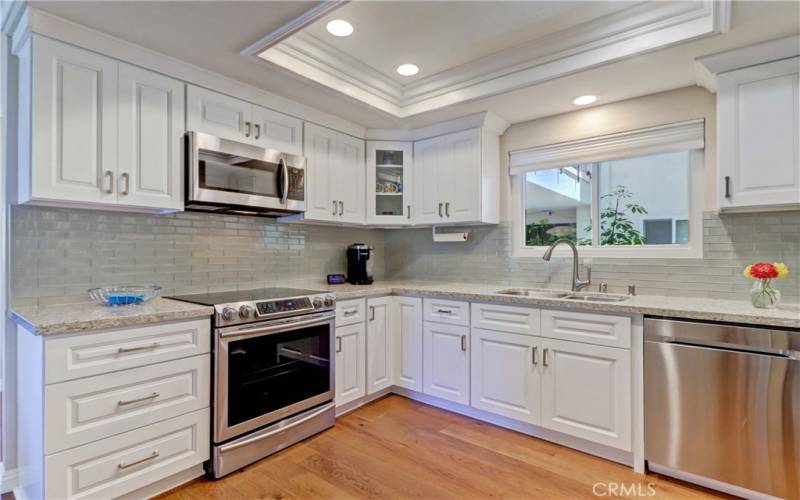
[654,337,800,360]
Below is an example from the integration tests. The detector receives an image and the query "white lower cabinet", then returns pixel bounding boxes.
[470,328,540,424]
[539,338,632,451]
[393,297,423,391]
[335,322,366,406]
[366,297,393,395]
[423,322,470,405]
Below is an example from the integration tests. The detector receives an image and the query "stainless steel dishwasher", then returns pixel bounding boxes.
[645,317,799,499]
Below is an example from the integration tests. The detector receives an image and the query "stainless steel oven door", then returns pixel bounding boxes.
[215,312,334,443]
[187,131,305,213]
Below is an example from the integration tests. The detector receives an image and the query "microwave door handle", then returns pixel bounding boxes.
[278,158,289,204]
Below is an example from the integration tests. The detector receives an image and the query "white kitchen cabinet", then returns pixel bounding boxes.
[717,57,800,211]
[541,309,631,349]
[423,322,470,405]
[470,328,540,424]
[367,141,413,225]
[413,127,499,225]
[539,338,632,451]
[304,122,366,224]
[335,322,366,406]
[393,297,423,392]
[252,105,303,156]
[18,36,184,212]
[366,297,393,394]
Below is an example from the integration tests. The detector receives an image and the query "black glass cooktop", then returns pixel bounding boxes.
[169,287,325,306]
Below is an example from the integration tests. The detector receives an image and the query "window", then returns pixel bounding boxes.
[510,120,704,258]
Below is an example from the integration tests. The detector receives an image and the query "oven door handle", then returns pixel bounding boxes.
[218,402,335,453]
[219,313,334,339]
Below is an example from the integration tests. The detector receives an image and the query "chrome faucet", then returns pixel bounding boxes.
[542,239,591,292]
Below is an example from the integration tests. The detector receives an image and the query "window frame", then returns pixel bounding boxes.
[511,149,704,259]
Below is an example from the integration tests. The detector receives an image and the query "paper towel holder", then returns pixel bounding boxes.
[432,226,470,243]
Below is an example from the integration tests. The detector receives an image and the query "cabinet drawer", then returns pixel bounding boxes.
[471,303,540,336]
[45,408,210,499]
[336,298,366,327]
[423,298,470,326]
[45,319,211,384]
[541,310,630,348]
[45,355,210,454]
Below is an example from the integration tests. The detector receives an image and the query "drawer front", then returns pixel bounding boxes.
[46,408,210,500]
[541,310,631,348]
[423,298,470,326]
[471,303,540,336]
[336,298,366,327]
[45,355,211,454]
[45,319,211,384]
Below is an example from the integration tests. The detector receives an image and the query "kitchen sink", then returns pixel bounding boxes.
[563,293,628,303]
[495,288,628,302]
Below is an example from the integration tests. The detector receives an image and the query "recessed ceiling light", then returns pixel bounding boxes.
[326,19,353,37]
[573,95,598,106]
[396,63,419,76]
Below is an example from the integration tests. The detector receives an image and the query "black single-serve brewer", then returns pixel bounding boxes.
[346,243,374,285]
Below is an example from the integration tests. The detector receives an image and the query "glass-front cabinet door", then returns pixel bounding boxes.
[366,141,413,225]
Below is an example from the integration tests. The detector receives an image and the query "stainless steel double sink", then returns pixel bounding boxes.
[494,288,629,303]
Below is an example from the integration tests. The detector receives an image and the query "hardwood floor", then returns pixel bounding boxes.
[159,395,729,500]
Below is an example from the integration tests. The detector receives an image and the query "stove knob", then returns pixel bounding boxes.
[313,297,323,309]
[239,305,253,319]
[221,307,237,321]
[323,295,335,307]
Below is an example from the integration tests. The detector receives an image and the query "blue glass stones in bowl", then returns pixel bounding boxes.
[88,285,162,306]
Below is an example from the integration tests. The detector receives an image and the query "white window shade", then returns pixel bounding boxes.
[508,119,705,176]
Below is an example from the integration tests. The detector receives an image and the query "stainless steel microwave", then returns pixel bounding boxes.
[185,131,306,217]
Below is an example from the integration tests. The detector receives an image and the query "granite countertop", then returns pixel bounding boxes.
[10,298,214,336]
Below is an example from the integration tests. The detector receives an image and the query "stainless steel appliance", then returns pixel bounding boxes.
[645,317,799,498]
[346,243,374,285]
[185,131,306,217]
[170,288,336,478]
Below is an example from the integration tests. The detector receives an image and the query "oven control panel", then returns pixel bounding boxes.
[256,297,312,316]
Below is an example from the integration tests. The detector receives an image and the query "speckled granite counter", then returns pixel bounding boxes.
[10,298,214,336]
[317,281,800,329]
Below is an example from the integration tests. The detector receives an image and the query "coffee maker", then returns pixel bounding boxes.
[346,243,374,285]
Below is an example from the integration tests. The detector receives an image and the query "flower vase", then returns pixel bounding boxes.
[750,279,781,309]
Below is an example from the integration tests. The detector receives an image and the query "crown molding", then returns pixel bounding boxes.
[256,0,731,118]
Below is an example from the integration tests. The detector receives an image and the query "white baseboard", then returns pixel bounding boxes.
[334,387,393,417]
[1,462,19,494]
[647,463,779,500]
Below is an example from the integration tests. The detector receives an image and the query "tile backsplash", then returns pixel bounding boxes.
[384,211,800,303]
[10,206,383,307]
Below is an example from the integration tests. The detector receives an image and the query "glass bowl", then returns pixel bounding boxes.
[88,285,162,306]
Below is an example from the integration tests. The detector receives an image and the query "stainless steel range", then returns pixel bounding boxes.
[170,287,336,478]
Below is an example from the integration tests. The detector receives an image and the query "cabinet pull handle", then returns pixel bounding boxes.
[118,392,159,406]
[438,203,443,217]
[118,451,159,470]
[254,123,261,140]
[117,342,159,354]
[103,171,114,194]
[244,121,251,138]
[336,336,342,353]
[460,335,467,351]
[407,205,411,219]
[338,201,344,216]
[724,176,731,199]
[369,306,375,321]
[120,172,130,195]
[436,308,452,314]
[532,346,538,365]
[344,310,357,317]
[332,200,338,215]
[543,348,550,367]
[445,202,450,218]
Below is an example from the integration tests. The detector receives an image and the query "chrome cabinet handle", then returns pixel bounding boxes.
[436,308,452,314]
[338,201,344,216]
[332,200,338,215]
[103,171,114,194]
[407,205,411,220]
[117,343,159,354]
[336,336,342,353]
[254,123,261,140]
[343,310,358,317]
[244,121,251,138]
[543,348,550,367]
[724,176,731,199]
[369,306,375,321]
[120,172,130,195]
[445,202,450,217]
[118,451,159,470]
[532,346,538,365]
[438,203,443,217]
[118,392,159,406]
[460,335,467,351]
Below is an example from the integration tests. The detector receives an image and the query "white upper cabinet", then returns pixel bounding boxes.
[304,122,365,224]
[118,63,184,210]
[367,141,413,225]
[252,106,303,156]
[717,57,800,211]
[19,36,183,212]
[413,127,499,225]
